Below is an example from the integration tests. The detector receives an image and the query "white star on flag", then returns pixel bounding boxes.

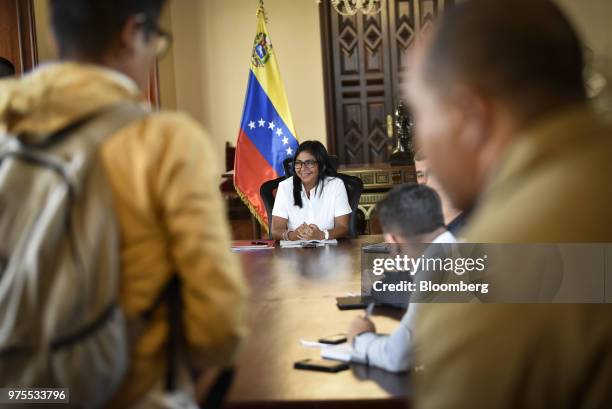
[276,128,283,136]
[268,121,276,130]
[258,118,266,127]
[248,121,256,130]
[286,147,293,155]
[282,136,289,145]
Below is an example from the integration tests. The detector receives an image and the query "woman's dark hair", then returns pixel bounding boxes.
[50,0,167,59]
[292,140,337,208]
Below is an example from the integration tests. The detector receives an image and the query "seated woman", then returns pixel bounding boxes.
[271,141,351,240]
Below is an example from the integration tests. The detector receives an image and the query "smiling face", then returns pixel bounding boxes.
[294,150,320,187]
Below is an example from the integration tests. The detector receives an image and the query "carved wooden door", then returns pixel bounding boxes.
[320,0,454,165]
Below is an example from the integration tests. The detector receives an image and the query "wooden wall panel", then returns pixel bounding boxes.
[0,0,37,75]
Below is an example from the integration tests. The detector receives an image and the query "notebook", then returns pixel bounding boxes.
[231,240,275,252]
[279,239,338,248]
[320,342,367,364]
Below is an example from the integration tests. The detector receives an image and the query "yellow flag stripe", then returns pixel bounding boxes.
[250,14,297,138]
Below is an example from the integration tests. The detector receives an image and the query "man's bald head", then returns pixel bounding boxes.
[422,0,585,121]
[404,0,587,211]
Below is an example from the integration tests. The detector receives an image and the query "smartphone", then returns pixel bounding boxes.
[362,242,390,254]
[336,296,406,310]
[318,333,347,345]
[336,295,372,310]
[294,358,350,373]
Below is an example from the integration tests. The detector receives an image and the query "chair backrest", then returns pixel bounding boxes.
[225,142,236,172]
[282,157,294,177]
[336,173,363,237]
[259,172,363,239]
[260,176,286,239]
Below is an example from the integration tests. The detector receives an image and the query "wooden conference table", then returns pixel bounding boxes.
[224,236,410,409]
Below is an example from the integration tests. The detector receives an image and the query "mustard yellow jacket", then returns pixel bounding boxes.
[415,106,612,409]
[0,63,248,408]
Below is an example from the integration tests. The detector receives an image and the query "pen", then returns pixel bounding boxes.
[364,302,375,319]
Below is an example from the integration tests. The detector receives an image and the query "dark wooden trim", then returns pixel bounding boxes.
[387,0,400,110]
[0,0,37,75]
[16,0,37,72]
[147,60,161,109]
[319,2,337,155]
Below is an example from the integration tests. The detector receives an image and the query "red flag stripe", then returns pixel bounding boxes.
[234,128,279,226]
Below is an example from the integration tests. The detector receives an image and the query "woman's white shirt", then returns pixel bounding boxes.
[272,176,352,231]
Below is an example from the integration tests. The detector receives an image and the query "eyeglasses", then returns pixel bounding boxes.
[294,160,317,170]
[416,169,429,184]
[134,14,173,58]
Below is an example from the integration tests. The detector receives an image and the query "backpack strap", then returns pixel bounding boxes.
[69,102,150,147]
[138,275,182,391]
[3,103,150,196]
[144,276,236,408]
[17,102,150,150]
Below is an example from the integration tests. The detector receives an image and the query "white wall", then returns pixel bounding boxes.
[160,0,327,161]
[555,0,612,75]
[555,0,612,115]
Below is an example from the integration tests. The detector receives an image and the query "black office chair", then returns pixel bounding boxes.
[260,176,286,239]
[336,173,363,237]
[259,169,363,239]
[282,157,294,177]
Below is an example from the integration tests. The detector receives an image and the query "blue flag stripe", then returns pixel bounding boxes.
[239,70,299,176]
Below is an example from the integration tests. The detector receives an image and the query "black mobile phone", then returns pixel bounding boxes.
[318,333,347,345]
[336,295,371,310]
[294,358,350,373]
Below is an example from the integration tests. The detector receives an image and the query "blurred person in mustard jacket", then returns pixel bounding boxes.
[404,0,612,408]
[0,0,247,407]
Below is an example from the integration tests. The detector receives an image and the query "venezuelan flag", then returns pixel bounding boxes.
[234,5,299,230]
